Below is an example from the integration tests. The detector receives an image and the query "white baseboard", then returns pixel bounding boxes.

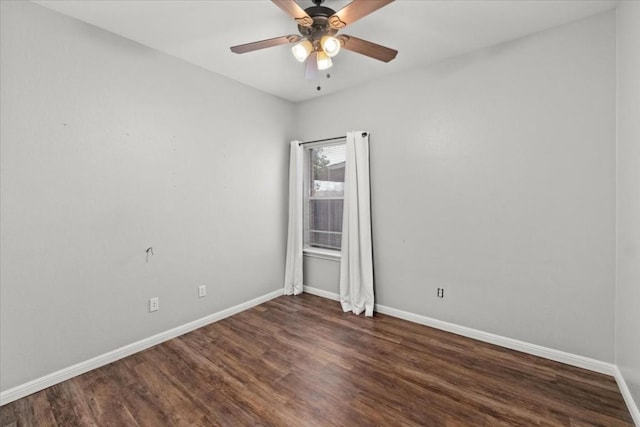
[0,288,283,406]
[303,285,340,301]
[614,366,640,426]
[303,286,615,375]
[5,286,633,420]
[375,303,616,375]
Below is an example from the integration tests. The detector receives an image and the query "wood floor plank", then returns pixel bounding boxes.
[0,293,634,426]
[71,363,140,427]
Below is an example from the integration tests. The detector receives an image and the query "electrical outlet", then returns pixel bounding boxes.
[437,288,445,298]
[198,285,206,298]
[149,297,159,312]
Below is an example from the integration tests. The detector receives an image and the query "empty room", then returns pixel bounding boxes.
[1,0,638,425]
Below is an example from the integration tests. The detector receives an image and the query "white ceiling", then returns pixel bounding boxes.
[33,0,618,103]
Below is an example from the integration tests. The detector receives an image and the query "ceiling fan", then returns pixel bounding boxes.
[230,0,397,79]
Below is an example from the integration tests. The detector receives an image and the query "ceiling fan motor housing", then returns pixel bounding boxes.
[299,5,339,45]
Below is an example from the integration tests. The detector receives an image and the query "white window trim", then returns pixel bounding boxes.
[303,141,346,254]
[303,247,341,261]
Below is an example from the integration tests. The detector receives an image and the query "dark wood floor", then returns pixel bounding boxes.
[0,293,633,426]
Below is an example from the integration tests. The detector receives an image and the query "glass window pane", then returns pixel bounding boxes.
[309,199,343,232]
[310,145,345,198]
[309,231,342,250]
[305,143,346,251]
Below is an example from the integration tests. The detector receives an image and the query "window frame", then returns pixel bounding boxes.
[302,139,346,259]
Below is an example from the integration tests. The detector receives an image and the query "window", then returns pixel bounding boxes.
[304,142,346,252]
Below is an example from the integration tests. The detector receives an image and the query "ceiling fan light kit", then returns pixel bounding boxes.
[230,0,397,78]
[316,51,333,70]
[321,35,341,57]
[292,39,313,62]
[291,35,339,68]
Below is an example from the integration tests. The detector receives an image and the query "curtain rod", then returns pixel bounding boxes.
[298,132,368,146]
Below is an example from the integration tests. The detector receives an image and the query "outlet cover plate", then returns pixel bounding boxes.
[149,297,159,312]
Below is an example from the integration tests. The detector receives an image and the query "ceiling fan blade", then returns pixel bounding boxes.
[305,52,319,80]
[271,0,313,27]
[328,0,394,29]
[230,35,301,54]
[337,35,397,62]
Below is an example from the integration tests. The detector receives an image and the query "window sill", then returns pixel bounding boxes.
[303,247,341,261]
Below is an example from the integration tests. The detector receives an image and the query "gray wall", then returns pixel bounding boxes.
[0,1,293,392]
[616,0,640,410]
[0,0,629,402]
[296,12,617,362]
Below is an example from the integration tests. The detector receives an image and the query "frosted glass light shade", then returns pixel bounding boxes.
[292,40,313,62]
[321,36,341,57]
[316,51,333,70]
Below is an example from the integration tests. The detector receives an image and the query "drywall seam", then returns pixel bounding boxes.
[0,288,283,406]
[614,1,620,368]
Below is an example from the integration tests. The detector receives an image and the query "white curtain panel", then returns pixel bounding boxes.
[340,131,374,316]
[284,140,304,295]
